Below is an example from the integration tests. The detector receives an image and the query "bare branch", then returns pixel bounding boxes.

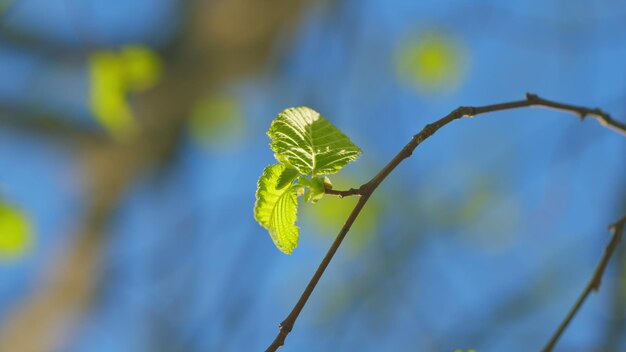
[542,214,626,352]
[323,186,362,198]
[266,93,626,351]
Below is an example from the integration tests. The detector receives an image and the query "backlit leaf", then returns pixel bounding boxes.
[276,167,299,190]
[254,164,300,254]
[268,107,361,176]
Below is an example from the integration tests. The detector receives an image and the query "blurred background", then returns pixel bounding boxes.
[0,0,625,351]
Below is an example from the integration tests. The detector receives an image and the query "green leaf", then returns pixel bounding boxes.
[254,164,300,254]
[297,176,329,204]
[268,107,361,176]
[276,167,299,189]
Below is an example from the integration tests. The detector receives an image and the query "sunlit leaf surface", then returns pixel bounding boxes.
[269,107,361,176]
[254,164,299,254]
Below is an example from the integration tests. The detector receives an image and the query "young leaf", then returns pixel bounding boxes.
[276,167,299,189]
[297,176,328,204]
[254,164,300,254]
[268,107,361,176]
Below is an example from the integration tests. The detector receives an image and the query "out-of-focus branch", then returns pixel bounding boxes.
[543,214,626,352]
[605,247,626,349]
[0,1,313,351]
[0,106,104,143]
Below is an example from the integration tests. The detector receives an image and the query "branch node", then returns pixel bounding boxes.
[460,106,477,117]
[525,92,539,101]
[279,321,293,333]
[422,123,437,137]
[324,186,362,198]
[590,108,609,119]
[591,279,602,292]
[359,183,373,195]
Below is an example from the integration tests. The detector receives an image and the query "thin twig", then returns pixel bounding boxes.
[323,186,362,198]
[266,194,371,351]
[542,214,626,352]
[266,93,626,352]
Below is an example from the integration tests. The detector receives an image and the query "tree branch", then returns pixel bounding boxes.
[542,214,626,352]
[266,93,626,351]
[323,186,362,198]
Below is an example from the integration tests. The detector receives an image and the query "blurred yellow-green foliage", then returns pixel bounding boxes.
[89,46,162,140]
[188,94,245,149]
[396,31,467,95]
[0,201,32,260]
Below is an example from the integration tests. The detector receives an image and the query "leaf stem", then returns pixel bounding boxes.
[266,93,626,351]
